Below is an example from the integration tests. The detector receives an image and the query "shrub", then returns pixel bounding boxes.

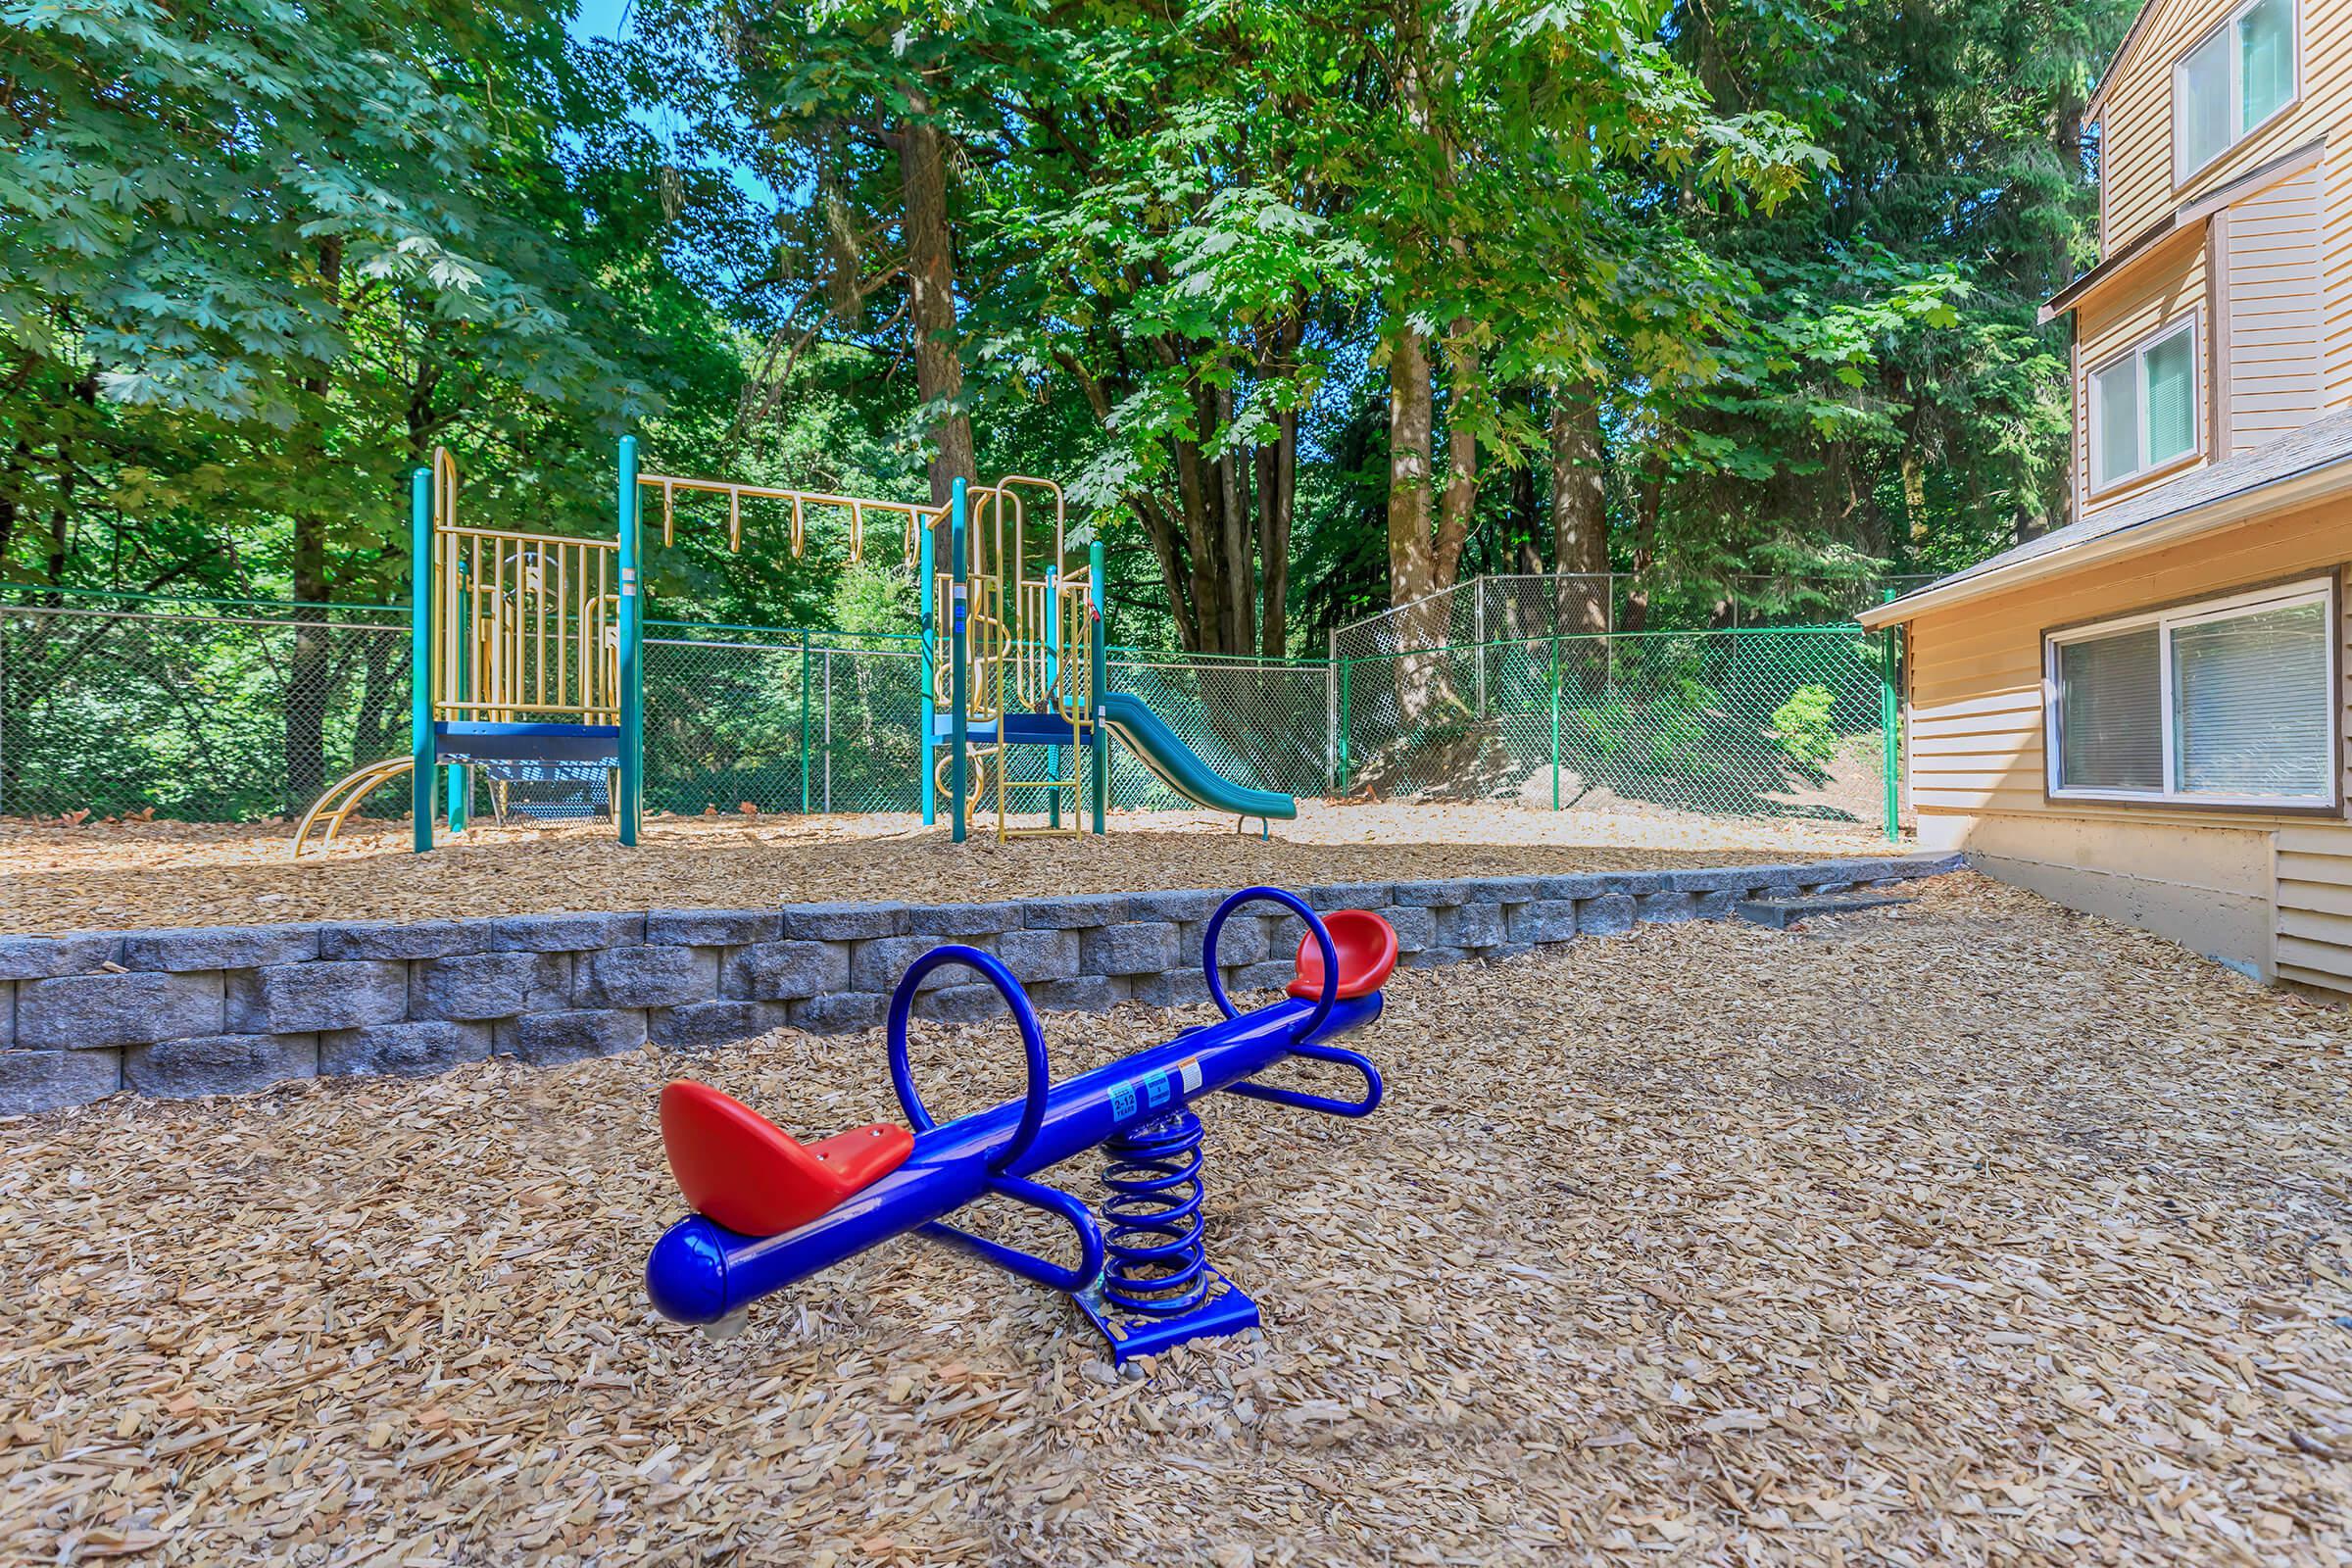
[1771,683,1842,767]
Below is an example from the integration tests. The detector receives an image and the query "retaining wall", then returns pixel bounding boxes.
[0,854,1962,1115]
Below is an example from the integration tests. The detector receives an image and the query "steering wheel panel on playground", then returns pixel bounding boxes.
[293,439,1294,854]
[647,888,1399,1365]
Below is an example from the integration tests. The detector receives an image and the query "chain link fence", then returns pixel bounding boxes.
[2,589,1900,833]
[1332,571,1935,666]
[641,630,1332,816]
[1,597,414,822]
[643,628,923,817]
[1340,628,1891,825]
[1105,650,1332,808]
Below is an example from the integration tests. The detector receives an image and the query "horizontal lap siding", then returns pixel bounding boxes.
[2327,143,2352,408]
[2078,238,2209,520]
[1904,498,2352,989]
[2274,605,2352,991]
[2100,0,2352,252]
[2098,0,2215,250]
[2226,164,2326,450]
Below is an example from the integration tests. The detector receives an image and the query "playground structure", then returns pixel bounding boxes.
[647,888,1396,1364]
[290,441,1293,855]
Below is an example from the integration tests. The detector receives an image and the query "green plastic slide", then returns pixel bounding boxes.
[1098,691,1297,822]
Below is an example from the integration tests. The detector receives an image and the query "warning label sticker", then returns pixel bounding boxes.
[1109,1079,1136,1120]
[1179,1056,1203,1094]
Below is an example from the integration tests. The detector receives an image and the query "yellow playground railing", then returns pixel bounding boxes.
[435,521,620,725]
[293,442,1121,856]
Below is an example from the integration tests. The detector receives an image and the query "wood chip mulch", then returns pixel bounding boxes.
[0,801,1901,935]
[4,872,2346,1564]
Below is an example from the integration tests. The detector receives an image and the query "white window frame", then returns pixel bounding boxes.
[2044,576,2339,808]
[2173,0,2302,188]
[2084,314,2202,495]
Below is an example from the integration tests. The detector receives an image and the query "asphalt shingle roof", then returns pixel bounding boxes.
[1890,409,2352,608]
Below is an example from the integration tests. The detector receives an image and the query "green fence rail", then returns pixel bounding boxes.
[0,590,1901,835]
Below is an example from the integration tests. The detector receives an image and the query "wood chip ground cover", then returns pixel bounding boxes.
[0,801,1898,935]
[4,873,2347,1564]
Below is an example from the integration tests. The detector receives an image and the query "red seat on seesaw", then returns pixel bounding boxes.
[1287,909,1399,1001]
[660,1081,913,1238]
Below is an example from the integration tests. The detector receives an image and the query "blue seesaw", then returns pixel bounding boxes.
[645,888,1396,1363]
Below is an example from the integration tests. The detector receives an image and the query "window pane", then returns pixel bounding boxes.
[2144,330,2196,466]
[2058,628,2163,791]
[2173,601,2332,798]
[2093,360,2140,487]
[2179,28,2232,171]
[2239,0,2295,129]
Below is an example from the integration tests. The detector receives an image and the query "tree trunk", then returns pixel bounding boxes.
[1619,462,1663,634]
[1388,324,1455,717]
[1214,380,1250,655]
[1255,405,1295,659]
[1254,315,1300,660]
[1171,409,1226,653]
[1130,493,1199,650]
[1433,316,1477,599]
[1509,417,1538,579]
[2037,82,2088,541]
[901,89,975,506]
[1547,382,1609,636]
[283,237,343,816]
[1387,0,1439,628]
[1387,326,1436,612]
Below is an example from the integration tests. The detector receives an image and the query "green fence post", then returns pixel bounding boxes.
[800,628,812,816]
[1549,632,1561,811]
[1336,657,1350,794]
[1880,591,1900,844]
[408,466,433,854]
[1324,632,1339,796]
[616,435,642,846]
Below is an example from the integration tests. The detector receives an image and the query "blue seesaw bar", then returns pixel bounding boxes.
[644,887,1395,1363]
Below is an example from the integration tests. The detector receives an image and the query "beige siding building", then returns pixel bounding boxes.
[1863,0,2352,994]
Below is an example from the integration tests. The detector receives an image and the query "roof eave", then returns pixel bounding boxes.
[2040,140,2327,322]
[2084,0,2157,119]
[1857,456,2352,629]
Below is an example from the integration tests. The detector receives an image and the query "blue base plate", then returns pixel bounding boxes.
[1074,1266,1261,1366]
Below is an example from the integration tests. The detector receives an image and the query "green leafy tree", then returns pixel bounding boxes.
[3,0,741,804]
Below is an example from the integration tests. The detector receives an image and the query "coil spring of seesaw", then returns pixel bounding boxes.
[1098,1110,1207,1315]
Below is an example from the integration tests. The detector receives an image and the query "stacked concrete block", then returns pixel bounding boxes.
[0,854,1965,1112]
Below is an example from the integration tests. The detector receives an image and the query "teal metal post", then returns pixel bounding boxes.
[1880,593,1901,844]
[617,435,642,846]
[1089,541,1107,834]
[950,478,969,844]
[1549,633,1561,811]
[447,567,468,834]
[800,629,813,815]
[918,524,936,826]
[408,466,434,854]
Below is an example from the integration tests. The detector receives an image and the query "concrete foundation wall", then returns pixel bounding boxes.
[1918,812,2275,979]
[0,855,1961,1116]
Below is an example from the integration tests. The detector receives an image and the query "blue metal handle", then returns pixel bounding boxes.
[1225,1039,1385,1118]
[888,946,1050,1176]
[1200,887,1337,1045]
[919,1172,1105,1294]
